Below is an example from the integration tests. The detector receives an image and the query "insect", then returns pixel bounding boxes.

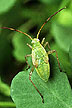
[1,7,66,103]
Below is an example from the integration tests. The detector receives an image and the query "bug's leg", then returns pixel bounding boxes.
[41,38,45,45]
[48,50,62,72]
[27,43,32,49]
[44,42,51,50]
[25,54,32,70]
[29,67,44,103]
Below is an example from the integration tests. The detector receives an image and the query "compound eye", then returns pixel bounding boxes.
[31,40,35,43]
[37,39,40,42]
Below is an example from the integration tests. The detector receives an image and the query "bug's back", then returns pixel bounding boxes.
[32,38,50,82]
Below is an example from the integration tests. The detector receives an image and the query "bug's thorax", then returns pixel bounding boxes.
[31,38,40,48]
[31,38,48,58]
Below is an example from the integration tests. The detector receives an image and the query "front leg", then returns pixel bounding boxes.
[41,39,51,51]
[27,43,32,49]
[41,38,45,45]
[25,54,32,70]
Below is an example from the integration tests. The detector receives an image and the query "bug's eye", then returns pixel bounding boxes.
[31,40,35,43]
[37,39,40,42]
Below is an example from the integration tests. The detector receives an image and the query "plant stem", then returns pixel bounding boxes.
[0,102,16,107]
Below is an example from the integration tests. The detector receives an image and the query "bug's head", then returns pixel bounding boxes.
[31,38,40,44]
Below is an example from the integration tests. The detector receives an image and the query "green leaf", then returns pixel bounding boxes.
[57,10,72,26]
[51,22,72,52]
[51,7,72,52]
[11,56,72,108]
[0,0,16,14]
[0,102,15,108]
[40,0,61,4]
[69,43,72,86]
[69,43,72,71]
[0,78,10,96]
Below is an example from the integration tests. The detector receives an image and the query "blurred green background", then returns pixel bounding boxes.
[0,0,72,107]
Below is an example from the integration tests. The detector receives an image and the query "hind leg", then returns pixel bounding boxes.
[29,67,44,103]
[48,50,62,72]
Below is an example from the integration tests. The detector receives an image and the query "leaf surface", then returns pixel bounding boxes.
[0,0,16,14]
[11,56,72,108]
[69,43,72,71]
[51,22,72,52]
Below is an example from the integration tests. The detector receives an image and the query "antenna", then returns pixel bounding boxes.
[37,7,66,39]
[1,27,32,40]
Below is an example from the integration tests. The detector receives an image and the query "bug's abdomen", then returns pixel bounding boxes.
[32,44,50,82]
[35,62,50,82]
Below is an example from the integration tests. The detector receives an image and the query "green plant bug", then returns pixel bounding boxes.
[1,7,66,103]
